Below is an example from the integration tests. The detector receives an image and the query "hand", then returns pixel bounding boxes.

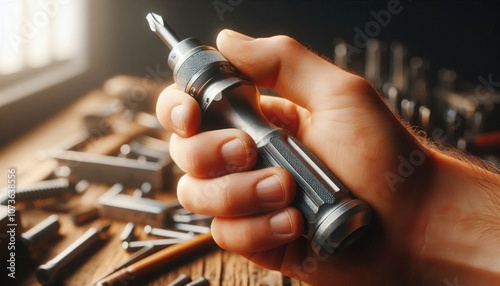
[156,30,500,285]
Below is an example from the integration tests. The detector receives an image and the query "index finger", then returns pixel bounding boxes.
[216,30,372,112]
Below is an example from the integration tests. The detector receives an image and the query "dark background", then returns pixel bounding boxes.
[115,0,500,83]
[2,0,500,146]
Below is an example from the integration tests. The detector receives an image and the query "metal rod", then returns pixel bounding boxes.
[36,224,110,285]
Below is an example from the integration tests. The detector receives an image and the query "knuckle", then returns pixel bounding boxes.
[271,35,302,53]
[342,74,377,97]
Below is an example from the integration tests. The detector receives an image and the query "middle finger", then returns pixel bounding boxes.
[177,167,295,217]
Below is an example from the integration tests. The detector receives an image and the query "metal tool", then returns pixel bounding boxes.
[52,150,168,190]
[36,224,110,285]
[0,178,78,205]
[20,215,60,260]
[100,183,125,199]
[185,276,210,286]
[144,225,195,240]
[93,244,165,283]
[119,222,136,242]
[146,12,371,255]
[172,213,213,225]
[173,223,210,234]
[71,207,100,225]
[389,41,408,97]
[167,274,192,286]
[96,233,214,285]
[99,194,180,227]
[365,39,387,90]
[119,140,169,162]
[122,238,182,252]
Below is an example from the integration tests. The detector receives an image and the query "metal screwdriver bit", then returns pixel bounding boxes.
[146,13,179,49]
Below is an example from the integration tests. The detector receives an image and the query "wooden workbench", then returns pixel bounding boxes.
[0,85,308,286]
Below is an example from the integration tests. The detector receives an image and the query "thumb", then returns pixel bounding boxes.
[216,29,368,111]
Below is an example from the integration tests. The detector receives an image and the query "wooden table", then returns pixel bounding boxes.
[0,86,308,286]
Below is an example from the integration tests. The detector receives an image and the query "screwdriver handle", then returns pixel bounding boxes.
[204,82,371,255]
[257,126,370,255]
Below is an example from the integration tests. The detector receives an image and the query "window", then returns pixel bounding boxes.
[0,0,88,106]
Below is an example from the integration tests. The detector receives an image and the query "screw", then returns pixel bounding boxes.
[167,273,192,286]
[0,178,83,205]
[189,87,196,96]
[185,276,210,286]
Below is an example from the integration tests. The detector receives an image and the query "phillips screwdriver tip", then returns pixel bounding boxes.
[146,13,163,32]
[146,12,180,50]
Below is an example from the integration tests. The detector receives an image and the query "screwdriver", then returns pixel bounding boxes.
[146,13,371,256]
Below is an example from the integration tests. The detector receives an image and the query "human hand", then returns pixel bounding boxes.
[156,30,500,285]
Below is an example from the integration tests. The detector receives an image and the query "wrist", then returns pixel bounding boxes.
[410,149,500,284]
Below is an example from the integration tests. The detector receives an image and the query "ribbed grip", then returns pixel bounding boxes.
[257,130,350,236]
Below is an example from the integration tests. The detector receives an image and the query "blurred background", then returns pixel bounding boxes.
[1,0,499,161]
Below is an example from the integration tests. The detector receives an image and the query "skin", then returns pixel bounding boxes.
[156,30,500,285]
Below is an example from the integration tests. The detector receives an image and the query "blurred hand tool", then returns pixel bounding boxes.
[92,243,167,283]
[96,233,215,286]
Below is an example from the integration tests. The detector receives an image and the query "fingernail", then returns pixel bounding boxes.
[171,105,185,132]
[270,211,293,235]
[256,175,284,203]
[223,29,254,41]
[221,138,247,167]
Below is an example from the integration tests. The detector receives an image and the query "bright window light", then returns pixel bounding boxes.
[0,0,88,106]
